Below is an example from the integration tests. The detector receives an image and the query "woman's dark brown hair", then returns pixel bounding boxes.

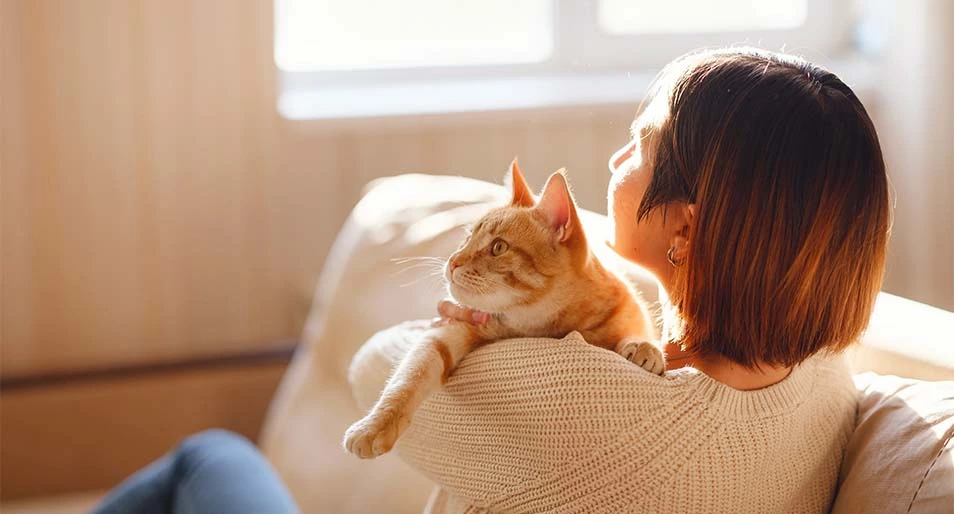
[640,48,891,368]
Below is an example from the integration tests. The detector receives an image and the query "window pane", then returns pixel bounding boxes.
[598,0,807,34]
[275,0,553,71]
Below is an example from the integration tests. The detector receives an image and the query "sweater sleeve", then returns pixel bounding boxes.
[348,320,677,511]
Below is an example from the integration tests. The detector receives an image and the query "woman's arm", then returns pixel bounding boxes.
[348,321,675,510]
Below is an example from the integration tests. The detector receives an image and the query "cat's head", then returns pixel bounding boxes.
[444,160,589,313]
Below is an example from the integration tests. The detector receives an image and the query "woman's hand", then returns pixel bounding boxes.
[433,299,491,326]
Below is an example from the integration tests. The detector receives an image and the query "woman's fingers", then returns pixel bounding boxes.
[437,299,469,321]
[437,299,490,325]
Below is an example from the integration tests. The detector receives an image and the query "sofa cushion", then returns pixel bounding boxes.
[831,373,954,514]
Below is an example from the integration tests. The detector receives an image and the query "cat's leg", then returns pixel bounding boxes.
[344,322,477,459]
[615,338,666,375]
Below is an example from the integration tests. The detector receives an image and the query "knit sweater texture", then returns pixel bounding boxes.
[349,321,858,514]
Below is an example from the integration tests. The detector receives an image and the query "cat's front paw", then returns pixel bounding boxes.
[617,339,666,375]
[343,408,409,459]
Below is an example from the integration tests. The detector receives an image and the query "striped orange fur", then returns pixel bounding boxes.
[344,161,663,459]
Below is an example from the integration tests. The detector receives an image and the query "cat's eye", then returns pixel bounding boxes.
[490,239,509,256]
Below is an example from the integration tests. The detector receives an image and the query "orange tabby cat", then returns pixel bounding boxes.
[344,161,663,459]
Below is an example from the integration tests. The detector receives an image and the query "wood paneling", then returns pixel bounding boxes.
[0,361,288,500]
[1,0,287,377]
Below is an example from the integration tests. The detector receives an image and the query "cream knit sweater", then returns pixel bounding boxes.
[349,321,858,514]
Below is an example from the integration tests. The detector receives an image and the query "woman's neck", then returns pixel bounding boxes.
[664,343,793,391]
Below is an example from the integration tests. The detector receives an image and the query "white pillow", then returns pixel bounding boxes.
[831,373,954,514]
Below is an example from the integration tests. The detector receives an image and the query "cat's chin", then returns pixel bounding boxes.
[447,286,499,315]
[447,290,480,311]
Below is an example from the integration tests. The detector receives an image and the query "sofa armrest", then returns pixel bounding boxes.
[848,293,954,381]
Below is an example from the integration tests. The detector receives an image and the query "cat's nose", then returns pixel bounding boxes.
[449,258,462,272]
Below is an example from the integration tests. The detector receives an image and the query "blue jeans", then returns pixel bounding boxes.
[91,429,300,514]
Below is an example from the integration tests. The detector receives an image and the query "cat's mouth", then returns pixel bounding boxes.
[447,280,477,303]
[447,279,501,314]
[446,267,521,313]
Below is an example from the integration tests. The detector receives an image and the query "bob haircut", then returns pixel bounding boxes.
[638,48,891,368]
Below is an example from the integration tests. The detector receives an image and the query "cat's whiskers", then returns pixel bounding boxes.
[400,272,445,289]
[479,275,522,295]
[471,278,495,295]
[390,256,447,281]
[468,274,523,299]
[392,262,444,276]
[399,271,447,290]
[391,256,446,265]
[458,273,491,295]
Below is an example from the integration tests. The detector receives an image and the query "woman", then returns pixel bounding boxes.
[349,47,890,513]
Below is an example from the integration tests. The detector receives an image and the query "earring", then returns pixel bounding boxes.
[667,246,684,267]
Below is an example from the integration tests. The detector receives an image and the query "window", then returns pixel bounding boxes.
[598,0,807,35]
[275,0,554,71]
[578,0,847,69]
[276,0,852,119]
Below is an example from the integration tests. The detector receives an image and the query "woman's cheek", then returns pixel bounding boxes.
[608,180,640,261]
[609,165,661,267]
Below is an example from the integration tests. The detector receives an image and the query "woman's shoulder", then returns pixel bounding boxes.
[464,331,689,387]
[429,331,696,420]
[790,350,857,409]
[805,350,859,409]
[366,323,856,414]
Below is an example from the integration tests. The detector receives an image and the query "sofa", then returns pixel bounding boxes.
[259,174,953,514]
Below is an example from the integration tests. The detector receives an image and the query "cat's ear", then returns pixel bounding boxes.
[536,170,580,243]
[508,158,535,207]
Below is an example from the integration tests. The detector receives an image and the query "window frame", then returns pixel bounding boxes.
[571,0,853,69]
[277,0,855,118]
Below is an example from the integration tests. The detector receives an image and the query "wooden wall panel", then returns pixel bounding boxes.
[1,361,288,500]
[1,0,285,377]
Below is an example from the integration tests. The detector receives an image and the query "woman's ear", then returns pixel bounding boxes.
[669,203,696,259]
[508,158,535,207]
[536,170,580,243]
